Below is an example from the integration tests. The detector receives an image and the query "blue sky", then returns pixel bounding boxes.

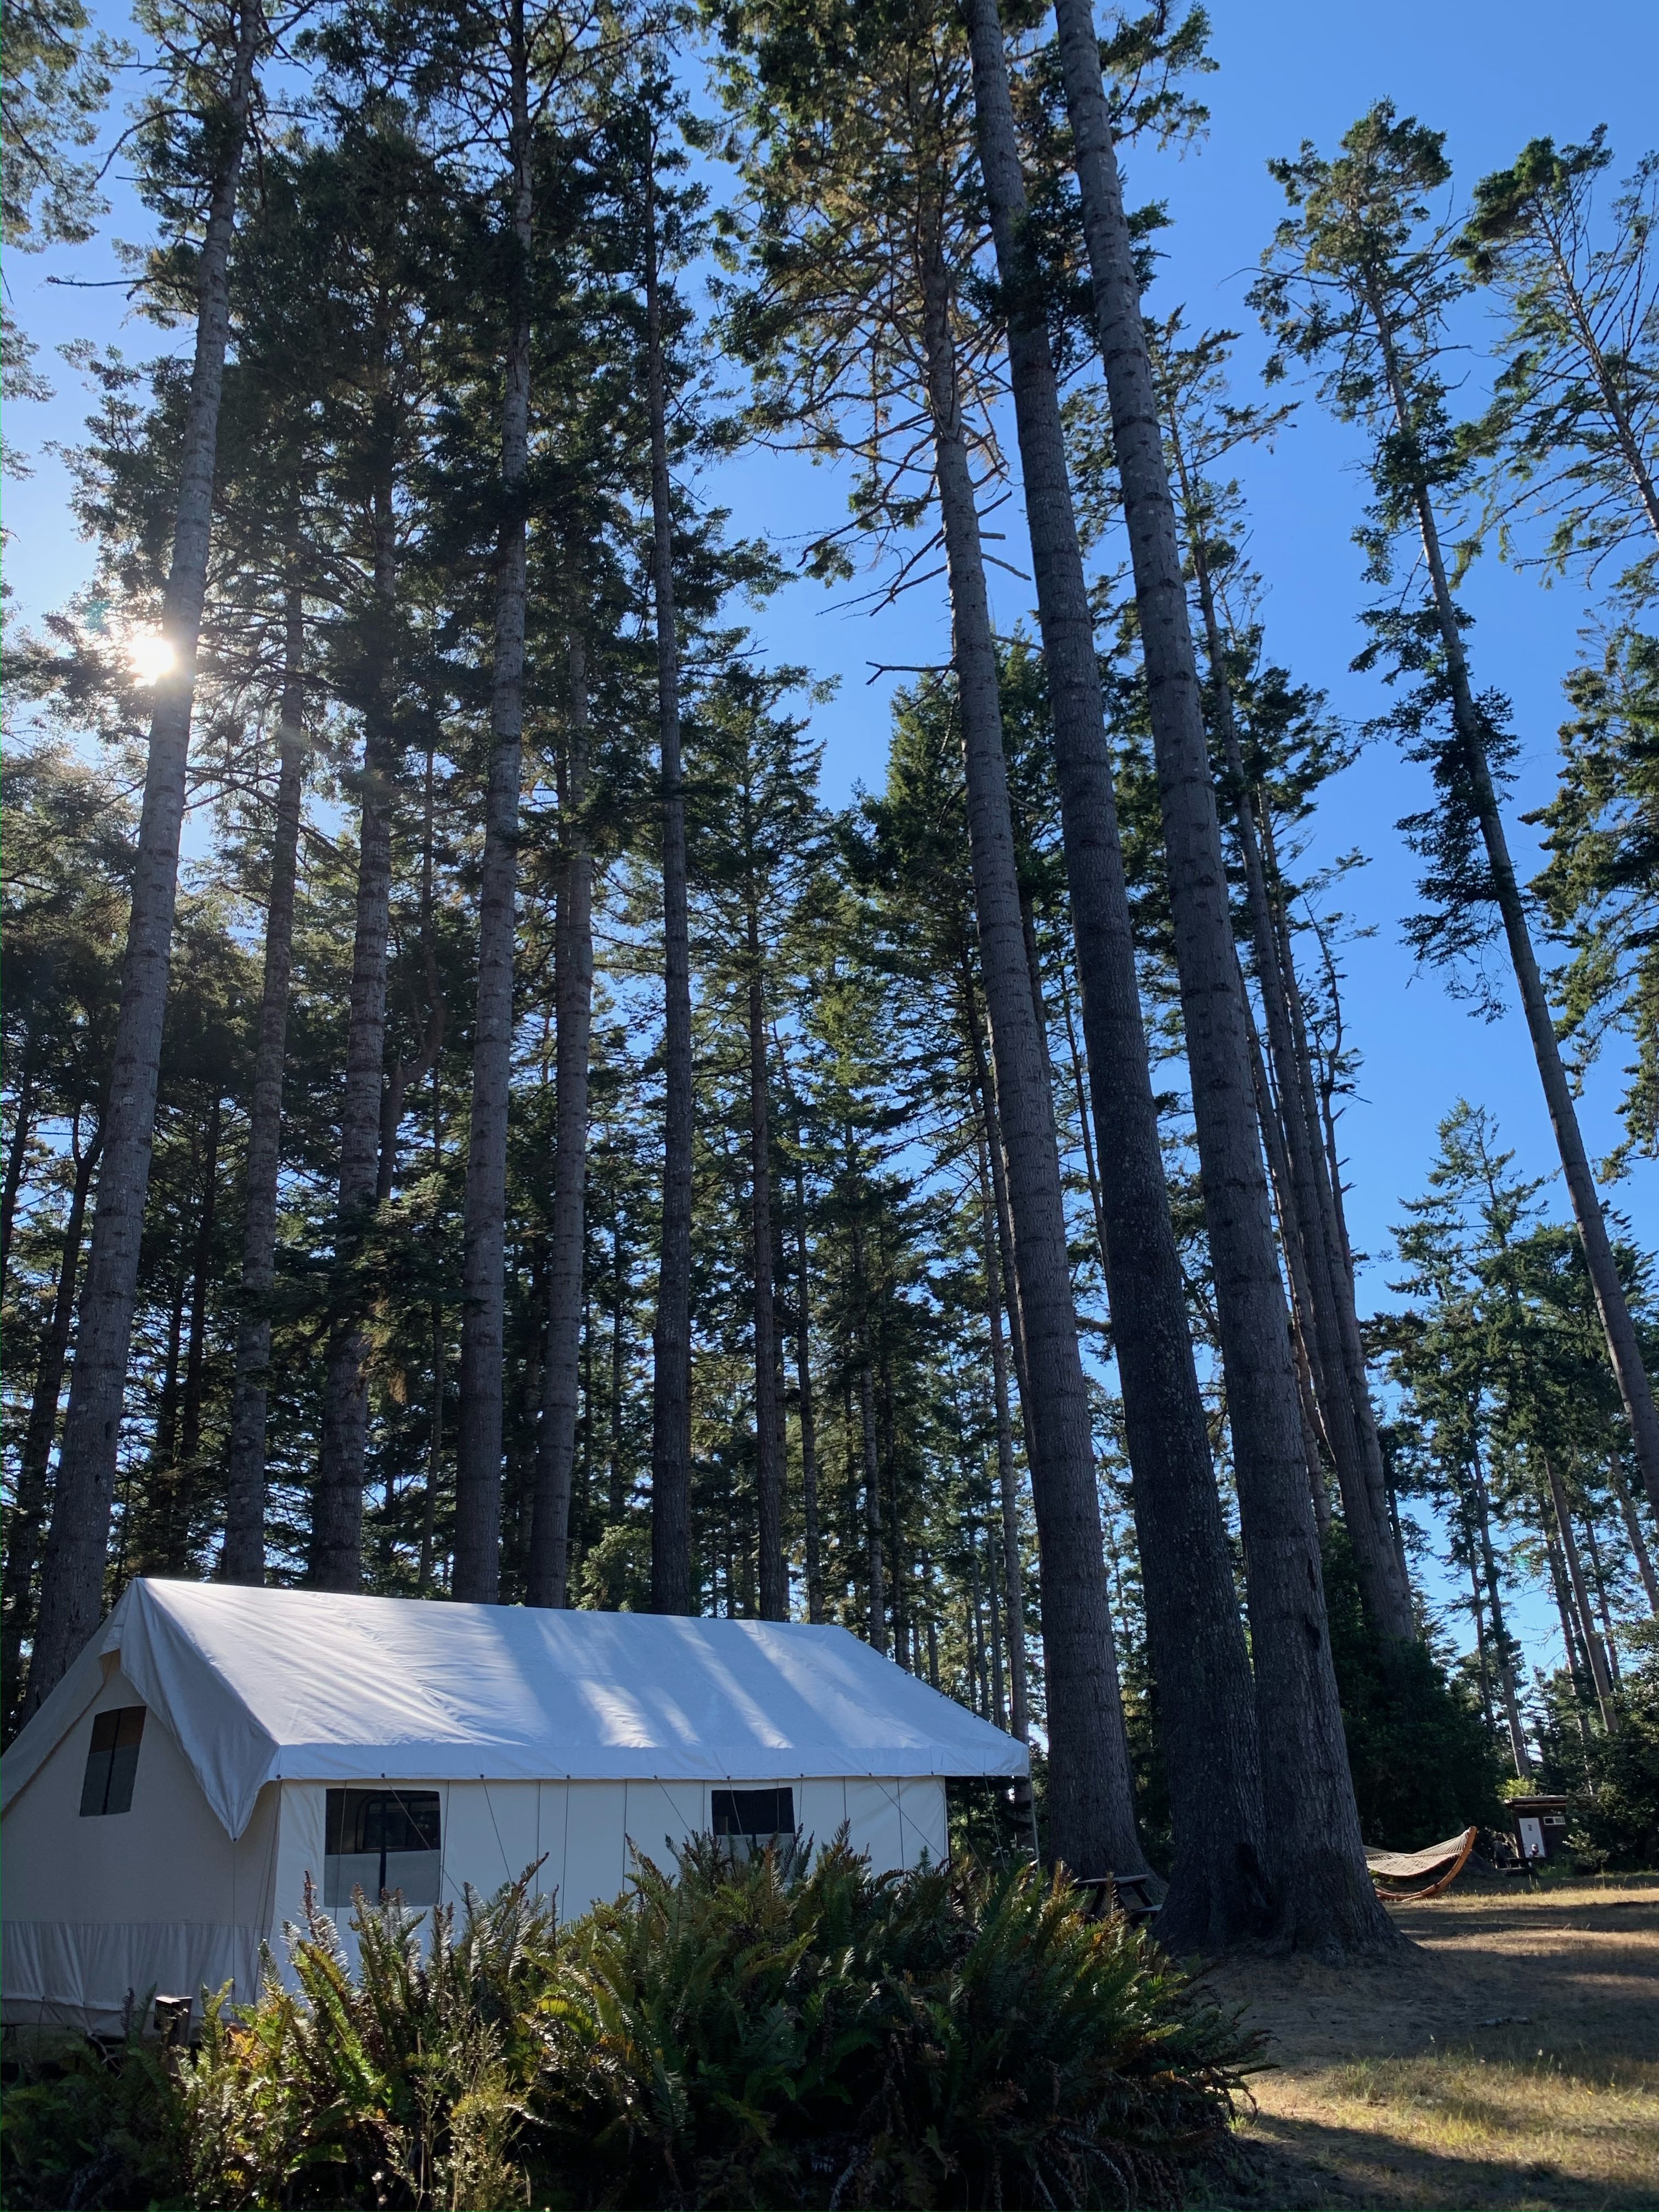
[4,0,1655,1673]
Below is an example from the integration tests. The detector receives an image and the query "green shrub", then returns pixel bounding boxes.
[2,1841,1259,2211]
[0,2023,184,2210]
[534,1836,1254,2209]
[1323,1527,1507,1848]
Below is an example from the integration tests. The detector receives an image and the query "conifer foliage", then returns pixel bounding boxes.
[3,0,1657,1987]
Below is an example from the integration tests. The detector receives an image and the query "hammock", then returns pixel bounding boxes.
[1363,1825,1479,1901]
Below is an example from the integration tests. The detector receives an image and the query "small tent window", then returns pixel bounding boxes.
[712,1787,794,1849]
[80,1706,146,1817]
[324,1788,442,1908]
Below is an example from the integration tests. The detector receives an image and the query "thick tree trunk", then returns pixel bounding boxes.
[1054,0,1389,1946]
[748,928,787,1618]
[965,0,1264,1933]
[529,634,595,1609]
[313,486,399,1592]
[455,41,533,1604]
[1363,303,1659,1522]
[24,2,264,1710]
[223,580,306,1584]
[1,1114,100,1735]
[919,240,1144,1883]
[644,149,693,1617]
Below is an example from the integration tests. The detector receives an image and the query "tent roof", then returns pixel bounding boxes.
[3,1581,1027,1838]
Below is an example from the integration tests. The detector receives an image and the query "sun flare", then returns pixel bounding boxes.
[129,633,176,686]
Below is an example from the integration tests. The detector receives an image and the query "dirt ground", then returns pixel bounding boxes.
[1189,1876,1659,2210]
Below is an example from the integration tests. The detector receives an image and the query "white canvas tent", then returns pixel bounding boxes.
[1,1579,1026,2034]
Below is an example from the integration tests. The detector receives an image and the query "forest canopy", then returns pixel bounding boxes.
[3,0,1657,1965]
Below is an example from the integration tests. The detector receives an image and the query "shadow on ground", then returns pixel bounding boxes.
[1187,1879,1659,2210]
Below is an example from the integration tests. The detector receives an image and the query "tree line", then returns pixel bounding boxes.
[3,0,1657,1950]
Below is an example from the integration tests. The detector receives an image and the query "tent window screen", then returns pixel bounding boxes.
[324,1788,442,1907]
[79,1707,146,1816]
[712,1787,794,1847]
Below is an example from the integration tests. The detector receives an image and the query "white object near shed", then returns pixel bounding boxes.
[1,1579,1026,2035]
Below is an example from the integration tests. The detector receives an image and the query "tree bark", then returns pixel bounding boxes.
[223,575,306,1584]
[748,921,787,1618]
[1363,292,1659,1522]
[965,0,1264,1929]
[1054,0,1389,1945]
[25,0,264,1711]
[313,478,399,1593]
[529,633,595,1609]
[455,21,533,1604]
[644,142,693,1617]
[1,1113,100,1736]
[918,233,1145,1883]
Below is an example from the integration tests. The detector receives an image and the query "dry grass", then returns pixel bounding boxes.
[1192,1878,1659,2209]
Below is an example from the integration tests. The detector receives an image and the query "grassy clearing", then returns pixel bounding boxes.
[1237,2050,1659,2208]
[1199,1880,1659,2209]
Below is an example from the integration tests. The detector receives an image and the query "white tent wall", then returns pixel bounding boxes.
[3,1586,1008,2033]
[1,1664,280,2035]
[282,1773,949,1982]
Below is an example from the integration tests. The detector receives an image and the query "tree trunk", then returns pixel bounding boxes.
[1581,1511,1621,1685]
[974,1119,1028,1742]
[528,634,595,1609]
[852,1210,888,1653]
[1470,1431,1532,1774]
[1611,1451,1659,1614]
[1363,298,1659,1523]
[1,1113,100,1736]
[1054,950,1110,1278]
[1167,394,1414,1644]
[1544,1453,1614,1720]
[25,0,264,1711]
[918,234,1145,1884]
[748,922,787,1618]
[608,1209,627,1521]
[455,30,533,1604]
[313,480,399,1593]
[1,1065,36,1301]
[223,578,306,1584]
[176,1091,220,1466]
[788,1106,824,1623]
[1054,0,1389,1946]
[1245,988,1338,1526]
[966,0,1265,1927]
[644,144,693,1618]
